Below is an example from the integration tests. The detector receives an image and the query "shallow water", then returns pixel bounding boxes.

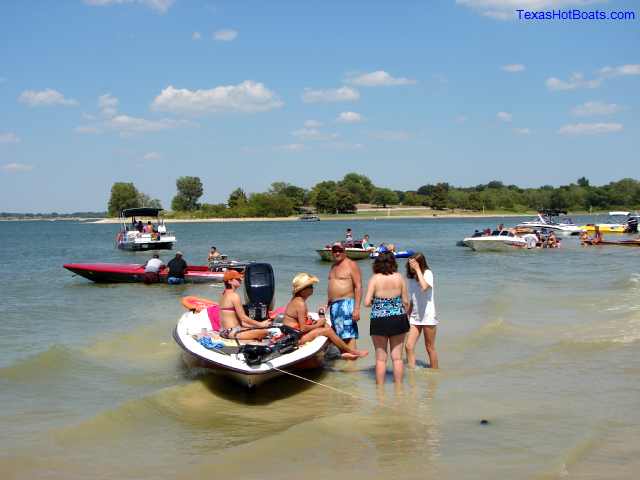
[1,217,639,479]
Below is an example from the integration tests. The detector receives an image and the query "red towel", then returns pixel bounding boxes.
[207,305,221,331]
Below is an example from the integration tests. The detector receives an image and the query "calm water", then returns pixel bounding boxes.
[1,217,639,479]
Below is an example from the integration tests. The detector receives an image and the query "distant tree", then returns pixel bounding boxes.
[227,187,248,208]
[108,182,140,216]
[248,192,294,217]
[577,177,590,188]
[402,192,426,206]
[138,192,162,209]
[430,183,450,210]
[335,188,357,213]
[487,180,504,189]
[371,188,399,207]
[338,173,375,203]
[269,182,307,208]
[172,176,203,211]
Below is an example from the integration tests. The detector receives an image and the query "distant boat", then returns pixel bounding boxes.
[578,211,639,234]
[64,263,225,283]
[116,208,176,251]
[299,213,320,222]
[515,209,582,236]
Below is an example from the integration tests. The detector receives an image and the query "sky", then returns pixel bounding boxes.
[1,0,638,212]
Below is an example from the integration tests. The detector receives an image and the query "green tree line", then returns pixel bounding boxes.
[107,175,640,218]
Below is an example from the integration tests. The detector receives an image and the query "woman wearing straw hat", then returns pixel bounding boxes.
[283,273,368,360]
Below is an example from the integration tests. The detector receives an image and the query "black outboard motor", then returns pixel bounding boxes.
[626,216,638,233]
[243,263,275,321]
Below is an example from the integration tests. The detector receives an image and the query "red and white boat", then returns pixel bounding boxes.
[63,263,225,283]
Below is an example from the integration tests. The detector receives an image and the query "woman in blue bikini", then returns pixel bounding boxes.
[365,252,410,384]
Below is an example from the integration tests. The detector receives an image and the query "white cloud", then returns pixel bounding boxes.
[497,111,512,122]
[572,101,622,117]
[337,111,363,123]
[599,64,640,78]
[18,89,78,107]
[325,142,364,151]
[107,115,189,134]
[371,130,410,141]
[558,123,623,135]
[276,143,305,152]
[457,0,607,20]
[0,132,20,143]
[546,73,601,91]
[192,31,202,40]
[502,64,525,73]
[346,70,416,87]
[291,128,338,141]
[304,120,322,128]
[214,29,238,42]
[142,151,161,160]
[302,86,360,103]
[151,81,283,114]
[98,93,119,117]
[2,162,33,172]
[83,0,174,14]
[513,127,531,135]
[455,115,468,124]
[75,125,102,134]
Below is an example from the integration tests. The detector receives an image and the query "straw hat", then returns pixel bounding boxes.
[292,272,319,294]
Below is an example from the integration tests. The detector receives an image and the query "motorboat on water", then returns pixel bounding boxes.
[299,212,321,222]
[578,211,639,234]
[515,209,582,236]
[316,240,371,261]
[462,230,539,251]
[173,263,330,388]
[116,208,176,251]
[369,247,416,259]
[63,262,235,283]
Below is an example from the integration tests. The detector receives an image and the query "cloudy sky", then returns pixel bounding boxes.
[1,0,638,212]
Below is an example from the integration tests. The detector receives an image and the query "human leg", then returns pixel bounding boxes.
[306,327,367,359]
[389,334,406,384]
[405,325,422,368]
[372,335,388,384]
[329,298,358,348]
[423,326,438,369]
[234,329,269,341]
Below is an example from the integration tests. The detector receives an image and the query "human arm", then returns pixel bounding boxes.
[409,259,430,292]
[232,294,271,328]
[400,275,410,313]
[364,275,376,307]
[351,261,362,321]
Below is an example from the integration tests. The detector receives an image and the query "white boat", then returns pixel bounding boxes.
[299,212,320,222]
[173,311,329,388]
[116,207,176,251]
[463,230,537,251]
[172,263,329,388]
[515,209,582,236]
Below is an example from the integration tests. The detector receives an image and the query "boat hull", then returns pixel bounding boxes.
[64,263,224,284]
[463,238,529,251]
[583,239,640,247]
[117,240,175,251]
[172,312,330,388]
[579,224,627,234]
[316,248,371,261]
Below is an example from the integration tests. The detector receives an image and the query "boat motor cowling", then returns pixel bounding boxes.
[243,263,275,320]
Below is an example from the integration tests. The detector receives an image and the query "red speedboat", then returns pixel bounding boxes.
[63,263,225,284]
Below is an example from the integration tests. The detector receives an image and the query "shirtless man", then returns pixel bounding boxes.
[327,242,362,348]
[283,273,367,360]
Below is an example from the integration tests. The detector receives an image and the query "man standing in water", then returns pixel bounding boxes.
[327,242,362,348]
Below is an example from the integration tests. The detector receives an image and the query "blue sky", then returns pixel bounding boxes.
[1,0,638,212]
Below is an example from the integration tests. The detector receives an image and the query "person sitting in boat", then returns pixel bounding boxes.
[136,220,144,233]
[167,251,188,284]
[143,221,154,233]
[591,225,603,245]
[218,270,271,340]
[208,246,222,263]
[345,228,354,242]
[579,230,589,245]
[143,254,165,284]
[157,221,167,234]
[361,234,375,252]
[547,231,559,248]
[283,273,368,360]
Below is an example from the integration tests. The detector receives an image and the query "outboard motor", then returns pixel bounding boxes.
[243,263,275,320]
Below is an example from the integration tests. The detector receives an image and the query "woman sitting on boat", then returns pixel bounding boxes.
[283,273,368,361]
[218,270,272,340]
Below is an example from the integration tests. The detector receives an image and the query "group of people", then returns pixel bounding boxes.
[142,251,188,284]
[344,229,396,254]
[132,219,166,235]
[580,225,603,245]
[214,240,439,385]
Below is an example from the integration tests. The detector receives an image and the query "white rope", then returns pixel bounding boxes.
[266,363,363,400]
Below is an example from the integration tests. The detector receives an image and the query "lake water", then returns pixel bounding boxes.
[1,217,639,479]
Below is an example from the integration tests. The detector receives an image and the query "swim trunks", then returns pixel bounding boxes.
[329,298,359,340]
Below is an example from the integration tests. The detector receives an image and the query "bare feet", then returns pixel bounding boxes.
[340,350,369,361]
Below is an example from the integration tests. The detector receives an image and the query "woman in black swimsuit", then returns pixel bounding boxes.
[365,252,410,384]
